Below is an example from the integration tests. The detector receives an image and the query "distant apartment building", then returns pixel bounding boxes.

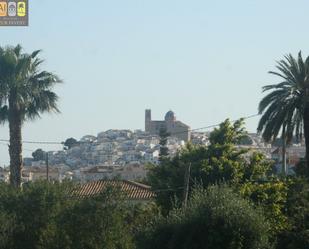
[145,109,191,142]
[78,164,148,183]
[22,166,60,182]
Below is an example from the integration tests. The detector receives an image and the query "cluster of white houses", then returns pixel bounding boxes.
[28,130,184,168]
[0,110,307,184]
[21,110,192,168]
[0,134,305,184]
[0,163,148,184]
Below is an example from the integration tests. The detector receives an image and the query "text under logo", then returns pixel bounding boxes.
[0,1,28,26]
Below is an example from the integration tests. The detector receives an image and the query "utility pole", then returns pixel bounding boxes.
[46,152,49,182]
[183,163,191,209]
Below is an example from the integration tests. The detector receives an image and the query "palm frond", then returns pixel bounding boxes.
[0,45,61,123]
[0,105,8,123]
[258,52,309,144]
[31,49,41,59]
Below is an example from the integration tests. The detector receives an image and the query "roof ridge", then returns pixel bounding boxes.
[124,180,151,189]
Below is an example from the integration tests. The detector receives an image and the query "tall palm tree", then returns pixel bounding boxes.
[0,45,61,187]
[257,51,309,174]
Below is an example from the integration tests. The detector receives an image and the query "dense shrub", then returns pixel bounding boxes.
[276,178,309,249]
[239,180,289,236]
[54,188,135,249]
[0,182,137,249]
[0,181,72,249]
[137,186,273,249]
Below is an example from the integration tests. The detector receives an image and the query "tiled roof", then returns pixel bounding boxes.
[72,180,156,200]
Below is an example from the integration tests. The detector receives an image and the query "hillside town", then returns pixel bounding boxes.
[0,110,305,184]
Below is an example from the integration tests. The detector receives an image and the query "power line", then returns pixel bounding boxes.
[0,139,62,145]
[171,113,260,135]
[0,141,36,152]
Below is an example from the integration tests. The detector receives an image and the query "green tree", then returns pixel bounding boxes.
[0,45,61,187]
[32,148,46,161]
[294,159,309,178]
[239,180,289,237]
[0,211,16,249]
[158,127,170,162]
[257,52,309,173]
[56,188,135,249]
[137,186,272,249]
[0,181,137,249]
[238,134,253,145]
[0,181,74,249]
[148,119,272,212]
[63,137,79,150]
[203,119,249,184]
[276,178,309,249]
[243,152,273,181]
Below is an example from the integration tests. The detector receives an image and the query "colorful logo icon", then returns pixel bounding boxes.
[17,1,25,17]
[0,2,7,16]
[8,2,16,17]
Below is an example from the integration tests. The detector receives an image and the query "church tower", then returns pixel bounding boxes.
[145,109,152,132]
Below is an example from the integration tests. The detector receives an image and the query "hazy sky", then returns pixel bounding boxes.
[0,0,309,165]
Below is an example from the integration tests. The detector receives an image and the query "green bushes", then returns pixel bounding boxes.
[276,178,309,249]
[1,179,309,249]
[239,180,289,236]
[0,182,137,249]
[137,186,273,249]
[0,181,71,249]
[56,190,135,249]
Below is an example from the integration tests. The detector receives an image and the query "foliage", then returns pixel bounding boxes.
[55,188,135,249]
[32,148,46,161]
[0,181,138,249]
[239,180,289,236]
[0,181,73,249]
[257,52,309,172]
[148,119,273,212]
[294,158,309,178]
[0,45,61,122]
[0,211,16,249]
[237,134,253,145]
[147,143,207,212]
[203,119,249,184]
[137,186,273,249]
[243,152,273,181]
[127,202,161,236]
[276,178,309,249]
[63,137,79,150]
[159,127,170,162]
[257,51,309,143]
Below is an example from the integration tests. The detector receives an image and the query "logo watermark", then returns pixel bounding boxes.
[0,0,28,26]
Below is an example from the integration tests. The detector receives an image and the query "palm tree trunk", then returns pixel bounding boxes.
[282,128,287,176]
[8,109,23,188]
[303,102,309,173]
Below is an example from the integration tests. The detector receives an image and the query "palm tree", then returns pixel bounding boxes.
[0,45,61,187]
[257,51,309,174]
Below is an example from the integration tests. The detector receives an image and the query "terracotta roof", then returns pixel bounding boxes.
[72,180,156,200]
